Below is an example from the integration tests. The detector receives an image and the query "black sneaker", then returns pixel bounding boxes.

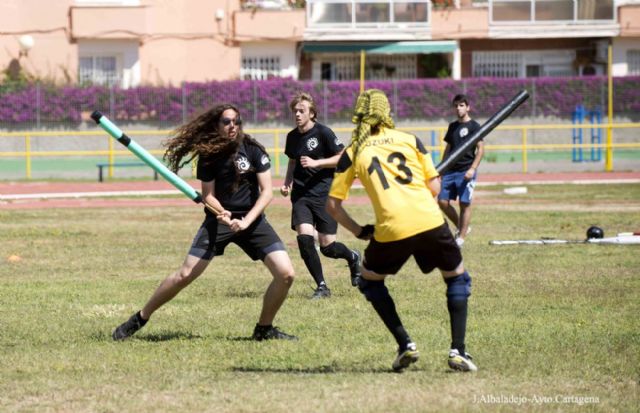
[112,311,146,341]
[252,325,298,341]
[310,284,331,299]
[348,250,362,287]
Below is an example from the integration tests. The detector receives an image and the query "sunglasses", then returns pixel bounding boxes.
[221,117,242,126]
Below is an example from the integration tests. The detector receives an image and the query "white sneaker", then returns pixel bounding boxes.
[448,349,477,372]
[454,226,471,237]
[392,342,419,372]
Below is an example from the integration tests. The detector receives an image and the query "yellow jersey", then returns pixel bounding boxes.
[329,128,444,242]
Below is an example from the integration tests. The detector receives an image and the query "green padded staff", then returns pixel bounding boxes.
[91,111,220,213]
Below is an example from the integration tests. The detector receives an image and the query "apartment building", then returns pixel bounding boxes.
[1,0,639,87]
[300,0,640,80]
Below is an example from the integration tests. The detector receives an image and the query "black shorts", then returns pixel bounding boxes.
[363,223,462,275]
[189,214,285,261]
[291,196,338,234]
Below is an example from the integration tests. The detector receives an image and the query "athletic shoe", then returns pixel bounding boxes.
[252,325,298,341]
[310,284,331,299]
[112,312,146,341]
[448,349,478,372]
[348,250,362,287]
[392,342,419,372]
[454,226,472,239]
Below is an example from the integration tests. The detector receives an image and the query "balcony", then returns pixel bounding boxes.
[488,0,619,38]
[70,5,147,40]
[305,0,431,41]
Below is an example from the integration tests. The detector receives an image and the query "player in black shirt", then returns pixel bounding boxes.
[112,103,297,341]
[438,94,484,247]
[281,92,361,299]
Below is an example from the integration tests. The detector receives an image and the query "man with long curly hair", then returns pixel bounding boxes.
[326,89,477,372]
[112,103,297,341]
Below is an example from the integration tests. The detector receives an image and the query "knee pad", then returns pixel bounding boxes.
[296,234,316,261]
[319,242,338,258]
[445,272,471,300]
[357,278,389,302]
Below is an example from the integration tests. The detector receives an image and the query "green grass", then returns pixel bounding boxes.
[1,185,639,412]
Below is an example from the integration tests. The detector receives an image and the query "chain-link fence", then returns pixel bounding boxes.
[2,77,639,131]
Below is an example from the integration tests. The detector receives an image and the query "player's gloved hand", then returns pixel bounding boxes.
[357,224,374,240]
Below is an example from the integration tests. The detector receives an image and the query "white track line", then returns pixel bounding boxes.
[0,190,180,201]
[478,179,640,186]
[0,180,637,201]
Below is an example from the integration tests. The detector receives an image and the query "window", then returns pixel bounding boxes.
[79,56,120,86]
[491,0,615,23]
[78,40,139,88]
[241,56,282,80]
[321,62,333,80]
[526,64,541,77]
[394,2,429,24]
[473,51,521,77]
[309,2,353,25]
[535,0,573,21]
[473,50,575,78]
[356,3,390,24]
[628,50,640,76]
[307,0,430,28]
[314,54,416,81]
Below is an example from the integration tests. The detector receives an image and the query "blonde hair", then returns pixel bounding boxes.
[289,91,317,120]
[350,89,394,159]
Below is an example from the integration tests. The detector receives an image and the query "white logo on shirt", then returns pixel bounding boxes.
[460,127,469,138]
[261,154,269,165]
[235,156,250,172]
[306,137,319,151]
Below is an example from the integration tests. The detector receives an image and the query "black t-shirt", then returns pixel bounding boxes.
[443,119,482,173]
[284,122,344,201]
[196,141,271,215]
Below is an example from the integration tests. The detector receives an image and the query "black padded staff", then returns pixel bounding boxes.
[436,90,530,174]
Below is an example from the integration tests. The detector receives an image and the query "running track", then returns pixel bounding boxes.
[1,172,639,210]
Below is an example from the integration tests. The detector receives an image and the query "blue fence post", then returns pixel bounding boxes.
[572,105,585,162]
[590,107,602,162]
[431,130,439,164]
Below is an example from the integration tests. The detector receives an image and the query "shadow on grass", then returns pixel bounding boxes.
[224,291,261,298]
[137,331,204,341]
[231,366,425,374]
[90,330,203,342]
[227,336,256,341]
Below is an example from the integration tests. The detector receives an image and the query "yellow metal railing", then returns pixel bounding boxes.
[1,124,639,179]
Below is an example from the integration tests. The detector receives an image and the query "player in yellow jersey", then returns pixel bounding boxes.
[326,89,477,372]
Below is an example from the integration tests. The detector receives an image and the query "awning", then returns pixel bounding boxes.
[302,41,457,54]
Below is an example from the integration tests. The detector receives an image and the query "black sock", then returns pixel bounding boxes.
[447,298,467,355]
[369,291,411,348]
[297,235,325,286]
[320,241,355,262]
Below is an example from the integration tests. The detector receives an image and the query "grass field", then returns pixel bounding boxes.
[1,184,639,412]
